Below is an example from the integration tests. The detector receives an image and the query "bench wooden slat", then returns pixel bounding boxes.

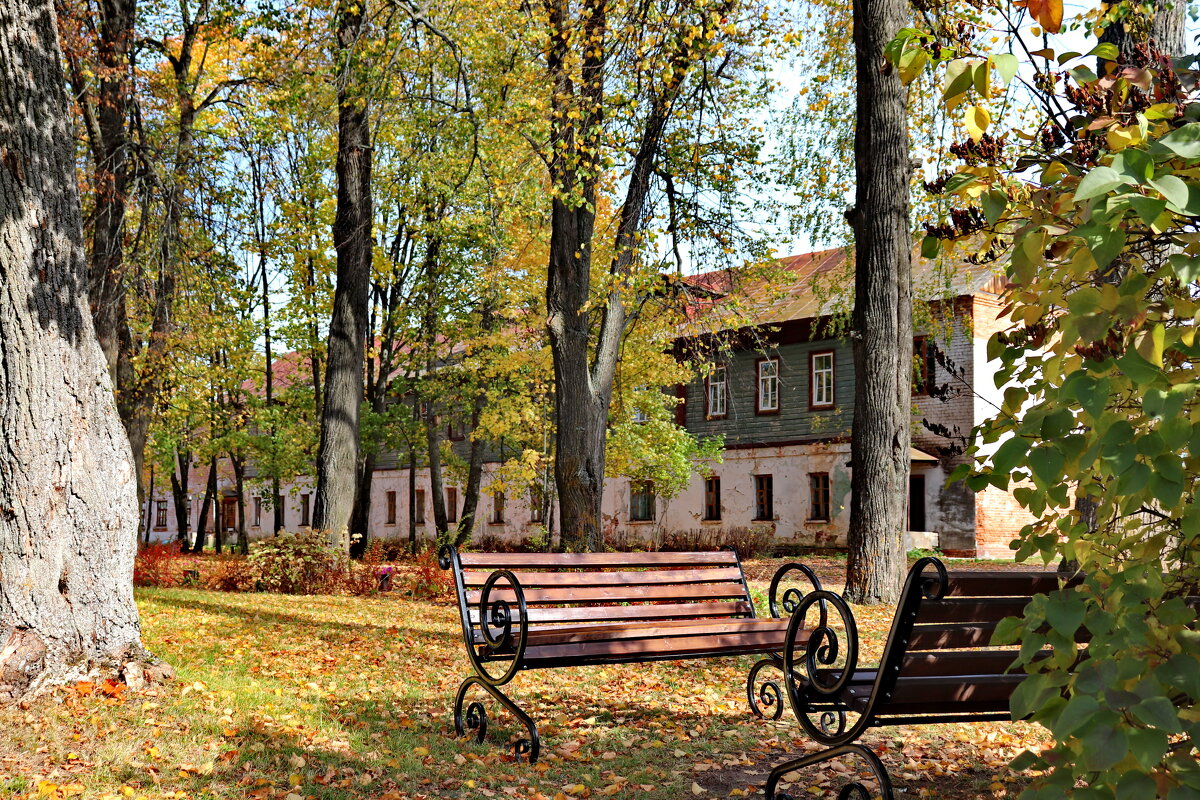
[914,597,1030,624]
[941,571,1077,597]
[468,600,754,627]
[460,566,745,588]
[865,674,1026,714]
[520,618,790,646]
[465,581,749,606]
[522,627,796,664]
[457,551,739,569]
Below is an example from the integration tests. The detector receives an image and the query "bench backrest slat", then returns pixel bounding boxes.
[446,548,755,639]
[457,551,740,569]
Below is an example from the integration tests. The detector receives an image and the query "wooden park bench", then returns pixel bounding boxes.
[438,545,823,763]
[765,557,1083,800]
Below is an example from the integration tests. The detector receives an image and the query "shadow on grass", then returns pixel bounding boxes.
[145,591,462,645]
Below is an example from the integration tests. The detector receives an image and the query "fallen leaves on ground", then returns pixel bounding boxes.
[0,556,1052,799]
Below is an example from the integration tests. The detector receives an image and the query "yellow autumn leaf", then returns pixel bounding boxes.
[965,105,990,143]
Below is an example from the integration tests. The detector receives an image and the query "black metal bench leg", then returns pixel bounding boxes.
[766,743,895,800]
[747,656,788,720]
[454,675,542,764]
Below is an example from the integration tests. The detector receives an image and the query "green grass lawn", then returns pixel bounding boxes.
[0,568,1049,800]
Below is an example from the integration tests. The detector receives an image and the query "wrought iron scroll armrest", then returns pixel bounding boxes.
[476,569,529,675]
[783,589,859,700]
[768,562,824,619]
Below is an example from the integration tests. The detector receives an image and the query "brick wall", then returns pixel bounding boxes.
[973,484,1037,559]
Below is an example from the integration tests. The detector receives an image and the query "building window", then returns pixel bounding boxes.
[447,418,467,441]
[491,491,505,524]
[630,481,656,522]
[809,473,831,522]
[706,365,727,418]
[252,497,261,528]
[300,493,311,527]
[810,351,835,409]
[386,490,397,525]
[415,489,426,524]
[754,475,774,521]
[703,476,721,521]
[155,500,167,529]
[530,484,544,523]
[446,487,458,524]
[276,494,285,528]
[185,497,192,524]
[757,358,780,414]
[913,336,934,396]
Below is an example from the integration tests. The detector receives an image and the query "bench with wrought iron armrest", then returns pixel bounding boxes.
[439,545,823,763]
[766,558,1088,800]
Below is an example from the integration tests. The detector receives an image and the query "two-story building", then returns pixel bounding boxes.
[143,248,1031,558]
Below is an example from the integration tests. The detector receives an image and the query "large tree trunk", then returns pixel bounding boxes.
[231,454,248,555]
[1099,0,1185,64]
[349,452,374,557]
[425,402,449,538]
[0,0,147,702]
[843,0,913,605]
[313,0,372,548]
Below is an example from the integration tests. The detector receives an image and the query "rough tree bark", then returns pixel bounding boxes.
[313,0,372,548]
[0,0,149,702]
[1099,0,1185,65]
[843,0,913,605]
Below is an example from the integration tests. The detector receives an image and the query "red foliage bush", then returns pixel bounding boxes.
[409,545,453,601]
[133,541,183,588]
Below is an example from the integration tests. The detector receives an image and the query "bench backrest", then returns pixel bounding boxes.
[443,548,755,637]
[866,558,1079,715]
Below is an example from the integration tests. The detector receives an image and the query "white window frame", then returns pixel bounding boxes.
[707,366,727,418]
[811,351,835,408]
[757,358,780,413]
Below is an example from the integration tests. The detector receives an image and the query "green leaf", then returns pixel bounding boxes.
[992,53,1018,85]
[982,188,1008,225]
[1129,194,1167,226]
[1158,122,1200,159]
[1154,173,1190,209]
[1051,693,1100,738]
[1045,592,1085,637]
[1010,672,1058,719]
[1112,148,1153,184]
[943,59,974,101]
[1082,723,1129,772]
[1131,696,1183,733]
[1088,42,1120,62]
[1075,166,1126,201]
[1116,350,1161,384]
[944,172,980,193]
[1116,771,1157,800]
[992,436,1031,475]
[1168,253,1200,283]
[991,615,1024,646]
[1127,728,1170,770]
[1041,408,1075,438]
[920,234,941,258]
[1074,221,1126,269]
[1029,444,1065,487]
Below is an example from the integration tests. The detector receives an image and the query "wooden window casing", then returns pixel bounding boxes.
[808,472,831,522]
[809,350,835,410]
[705,366,728,419]
[754,475,774,521]
[630,482,656,522]
[703,476,721,521]
[756,357,780,414]
[386,490,397,525]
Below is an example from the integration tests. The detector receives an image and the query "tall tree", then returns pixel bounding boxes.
[842,0,913,604]
[541,0,770,551]
[313,0,373,545]
[0,0,146,700]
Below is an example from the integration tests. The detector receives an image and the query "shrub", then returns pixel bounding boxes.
[205,555,255,592]
[247,531,348,594]
[133,541,183,588]
[409,546,453,601]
